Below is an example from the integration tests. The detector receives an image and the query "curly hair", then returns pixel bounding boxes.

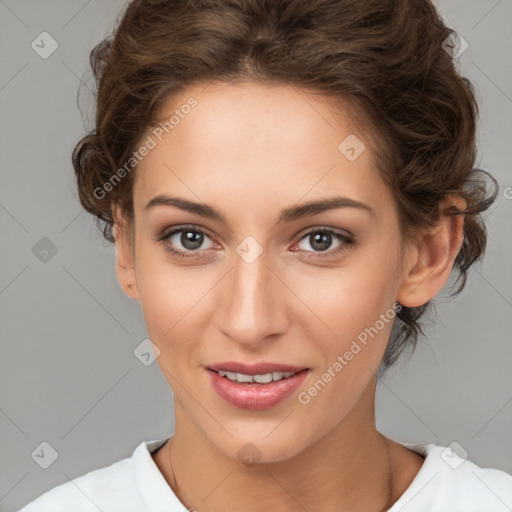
[72,0,498,373]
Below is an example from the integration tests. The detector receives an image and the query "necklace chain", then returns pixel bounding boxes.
[167,437,393,511]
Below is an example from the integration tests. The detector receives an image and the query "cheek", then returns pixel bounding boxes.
[134,247,228,379]
[288,240,402,405]
[134,248,202,344]
[293,249,400,342]
[136,225,401,352]
[292,258,399,435]
[136,239,200,311]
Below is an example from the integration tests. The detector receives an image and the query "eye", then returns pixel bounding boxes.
[157,225,355,261]
[293,228,354,257]
[158,226,216,259]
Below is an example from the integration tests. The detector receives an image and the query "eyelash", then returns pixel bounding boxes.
[157,225,355,260]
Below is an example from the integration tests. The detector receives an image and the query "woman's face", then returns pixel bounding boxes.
[120,81,413,462]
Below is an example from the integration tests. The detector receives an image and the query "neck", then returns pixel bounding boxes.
[153,376,410,512]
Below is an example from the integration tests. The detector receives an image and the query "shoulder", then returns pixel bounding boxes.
[18,457,134,512]
[17,439,170,512]
[390,442,512,512]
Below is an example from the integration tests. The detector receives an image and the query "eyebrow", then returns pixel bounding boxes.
[143,194,376,224]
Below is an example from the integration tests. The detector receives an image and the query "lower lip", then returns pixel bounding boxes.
[207,369,309,410]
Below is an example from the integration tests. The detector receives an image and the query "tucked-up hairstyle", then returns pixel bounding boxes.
[72,0,497,373]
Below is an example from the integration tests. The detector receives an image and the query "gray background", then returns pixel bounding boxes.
[0,1,511,510]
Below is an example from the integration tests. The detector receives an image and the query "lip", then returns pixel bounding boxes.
[206,365,309,410]
[207,361,308,375]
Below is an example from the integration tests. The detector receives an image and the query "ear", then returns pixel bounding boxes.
[112,204,140,301]
[397,195,466,308]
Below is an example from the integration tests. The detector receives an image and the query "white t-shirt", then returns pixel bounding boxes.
[18,437,512,512]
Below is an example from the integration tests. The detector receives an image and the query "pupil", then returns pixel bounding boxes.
[182,231,203,250]
[311,232,331,251]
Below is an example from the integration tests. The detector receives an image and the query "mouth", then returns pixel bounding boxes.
[209,368,306,384]
[207,361,308,376]
[206,362,310,410]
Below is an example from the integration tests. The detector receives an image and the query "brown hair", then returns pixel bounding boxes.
[72,0,497,373]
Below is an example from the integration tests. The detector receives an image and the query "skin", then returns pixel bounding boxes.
[112,81,465,511]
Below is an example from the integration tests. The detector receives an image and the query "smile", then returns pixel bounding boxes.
[206,364,310,410]
[214,370,299,383]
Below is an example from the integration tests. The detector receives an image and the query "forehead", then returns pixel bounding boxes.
[132,81,394,222]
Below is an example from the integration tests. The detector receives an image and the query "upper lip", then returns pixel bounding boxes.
[207,361,309,375]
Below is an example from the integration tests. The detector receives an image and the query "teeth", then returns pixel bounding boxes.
[254,373,273,383]
[217,370,297,383]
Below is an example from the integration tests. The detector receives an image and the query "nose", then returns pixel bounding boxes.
[217,247,288,348]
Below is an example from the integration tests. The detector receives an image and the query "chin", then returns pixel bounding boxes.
[208,423,318,466]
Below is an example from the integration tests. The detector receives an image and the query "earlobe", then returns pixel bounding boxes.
[396,196,466,308]
[112,205,140,302]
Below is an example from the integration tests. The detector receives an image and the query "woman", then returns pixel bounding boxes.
[19,0,512,510]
